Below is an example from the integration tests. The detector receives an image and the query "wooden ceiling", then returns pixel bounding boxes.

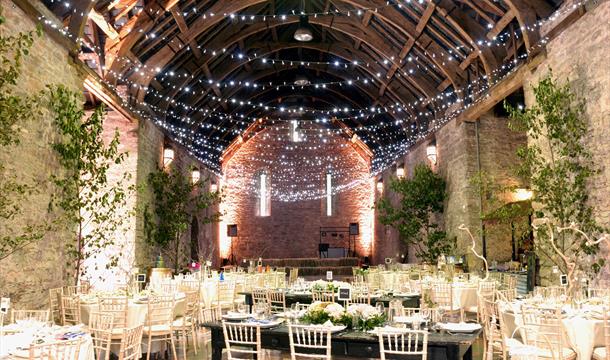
[44,0,561,170]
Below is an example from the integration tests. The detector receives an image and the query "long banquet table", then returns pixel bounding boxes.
[239,291,421,309]
[203,321,480,360]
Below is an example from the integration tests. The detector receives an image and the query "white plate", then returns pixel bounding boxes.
[438,322,481,333]
[393,292,419,297]
[243,319,284,328]
[222,312,251,320]
[393,315,428,324]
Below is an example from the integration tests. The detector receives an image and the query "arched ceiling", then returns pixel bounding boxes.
[44,0,562,172]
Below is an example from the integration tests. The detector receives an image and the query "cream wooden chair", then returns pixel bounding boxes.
[288,268,299,285]
[48,287,63,325]
[378,329,428,360]
[117,325,144,360]
[174,290,200,360]
[252,288,268,305]
[480,298,514,360]
[217,280,236,311]
[11,309,50,323]
[521,306,576,360]
[534,286,566,299]
[201,305,222,356]
[179,279,201,293]
[267,289,286,314]
[28,337,83,360]
[431,282,462,322]
[588,288,610,299]
[99,296,129,330]
[89,311,114,360]
[288,324,332,360]
[503,274,517,290]
[61,296,81,325]
[64,285,87,296]
[496,288,518,302]
[143,296,177,360]
[312,289,334,302]
[467,280,496,321]
[349,290,371,305]
[592,306,609,360]
[222,321,263,360]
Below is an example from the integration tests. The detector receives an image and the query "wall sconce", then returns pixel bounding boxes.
[376,179,383,193]
[396,165,405,178]
[514,188,533,201]
[210,181,218,193]
[426,142,437,165]
[162,146,174,168]
[191,168,201,184]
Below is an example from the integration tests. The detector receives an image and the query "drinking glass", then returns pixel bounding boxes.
[375,302,385,316]
[237,303,248,314]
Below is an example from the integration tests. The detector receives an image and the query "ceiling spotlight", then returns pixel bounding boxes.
[294,15,313,42]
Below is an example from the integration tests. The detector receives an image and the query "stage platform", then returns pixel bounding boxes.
[261,257,359,277]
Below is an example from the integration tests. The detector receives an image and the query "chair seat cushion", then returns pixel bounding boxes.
[143,324,173,334]
[172,316,194,328]
[533,347,576,360]
[592,347,607,360]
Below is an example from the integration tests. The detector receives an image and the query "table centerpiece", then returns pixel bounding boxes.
[299,301,386,331]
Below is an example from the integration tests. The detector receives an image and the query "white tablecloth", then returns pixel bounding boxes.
[80,296,186,327]
[501,304,605,360]
[452,285,478,309]
[0,326,94,360]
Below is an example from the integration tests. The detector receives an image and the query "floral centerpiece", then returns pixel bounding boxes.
[310,280,351,292]
[346,303,386,331]
[300,302,351,326]
[300,302,386,331]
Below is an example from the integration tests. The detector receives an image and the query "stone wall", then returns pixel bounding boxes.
[220,124,374,261]
[0,0,83,308]
[372,114,527,268]
[523,0,610,285]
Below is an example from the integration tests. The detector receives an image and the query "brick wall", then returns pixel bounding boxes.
[0,0,82,308]
[220,124,374,261]
[523,0,610,285]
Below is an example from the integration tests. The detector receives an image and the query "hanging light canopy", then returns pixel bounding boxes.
[294,15,313,42]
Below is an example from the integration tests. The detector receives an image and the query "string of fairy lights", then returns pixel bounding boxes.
[34,0,589,201]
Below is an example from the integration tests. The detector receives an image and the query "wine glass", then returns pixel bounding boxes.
[375,302,385,316]
[237,303,248,315]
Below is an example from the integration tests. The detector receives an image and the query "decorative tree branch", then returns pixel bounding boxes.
[557,222,610,247]
[532,218,576,296]
[458,224,489,281]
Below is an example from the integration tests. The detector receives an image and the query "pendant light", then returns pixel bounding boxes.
[294,1,313,42]
[294,16,313,42]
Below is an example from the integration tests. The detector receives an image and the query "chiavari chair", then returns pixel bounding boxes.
[534,286,566,299]
[588,288,610,299]
[143,295,177,360]
[64,285,87,296]
[496,288,518,302]
[311,289,334,302]
[468,280,496,321]
[11,309,50,324]
[89,311,114,360]
[222,321,263,360]
[98,296,129,330]
[61,296,81,325]
[28,337,83,360]
[378,329,428,360]
[217,280,236,311]
[288,268,299,286]
[174,290,200,359]
[521,306,576,359]
[503,274,517,290]
[349,289,371,305]
[592,306,609,359]
[480,298,515,360]
[252,288,268,305]
[200,305,222,353]
[267,289,286,314]
[48,287,63,325]
[288,323,332,360]
[117,325,144,360]
[431,282,463,322]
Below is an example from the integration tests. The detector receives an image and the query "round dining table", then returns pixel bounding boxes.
[0,324,94,360]
[500,301,605,360]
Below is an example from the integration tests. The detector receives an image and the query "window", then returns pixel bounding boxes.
[326,173,332,216]
[259,172,270,216]
[290,120,301,142]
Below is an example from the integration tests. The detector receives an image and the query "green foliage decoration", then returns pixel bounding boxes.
[48,85,134,285]
[376,163,455,263]
[143,166,221,272]
[505,72,605,274]
[0,9,48,261]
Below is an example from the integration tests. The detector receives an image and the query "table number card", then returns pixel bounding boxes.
[136,274,147,283]
[559,274,568,286]
[326,271,333,281]
[338,287,351,301]
[0,297,9,314]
